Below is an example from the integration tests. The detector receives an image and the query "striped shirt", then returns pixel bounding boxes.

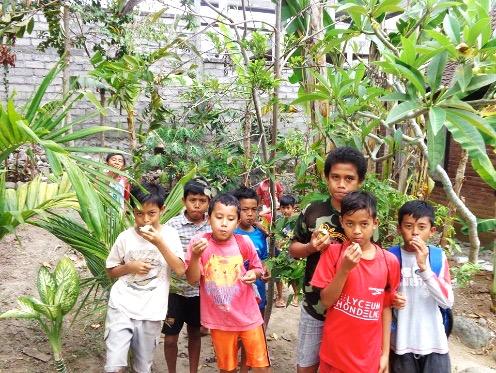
[166,211,211,297]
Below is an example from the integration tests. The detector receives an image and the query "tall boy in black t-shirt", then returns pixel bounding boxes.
[289,147,367,373]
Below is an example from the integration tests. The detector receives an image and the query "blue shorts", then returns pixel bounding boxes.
[255,278,267,310]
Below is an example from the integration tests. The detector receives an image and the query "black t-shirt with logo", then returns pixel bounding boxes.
[292,198,345,321]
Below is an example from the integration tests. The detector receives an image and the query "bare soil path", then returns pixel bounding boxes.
[0,225,494,372]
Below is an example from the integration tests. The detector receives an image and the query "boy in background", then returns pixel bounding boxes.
[105,153,130,210]
[186,194,271,373]
[105,183,185,373]
[390,200,454,373]
[232,186,270,315]
[163,177,213,373]
[289,146,367,373]
[275,194,299,308]
[311,191,400,373]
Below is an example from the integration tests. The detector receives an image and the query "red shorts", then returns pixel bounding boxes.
[210,325,270,371]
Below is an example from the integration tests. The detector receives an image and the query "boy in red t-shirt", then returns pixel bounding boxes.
[311,191,400,373]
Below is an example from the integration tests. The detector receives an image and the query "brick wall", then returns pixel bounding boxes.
[431,137,496,218]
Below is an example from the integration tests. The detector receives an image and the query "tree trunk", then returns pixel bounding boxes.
[127,111,137,150]
[439,150,468,248]
[309,0,328,147]
[264,0,282,328]
[99,88,106,151]
[491,199,496,312]
[62,4,73,146]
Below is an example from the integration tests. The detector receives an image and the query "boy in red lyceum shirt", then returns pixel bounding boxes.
[311,191,400,373]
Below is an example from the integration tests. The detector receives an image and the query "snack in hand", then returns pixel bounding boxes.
[139,224,153,233]
[317,223,331,239]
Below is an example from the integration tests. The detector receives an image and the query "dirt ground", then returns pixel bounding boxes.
[0,225,495,372]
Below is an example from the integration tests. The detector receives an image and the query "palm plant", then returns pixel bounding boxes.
[33,167,197,292]
[0,257,80,373]
[0,57,126,240]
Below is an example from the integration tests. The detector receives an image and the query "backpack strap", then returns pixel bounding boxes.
[428,245,443,277]
[388,245,402,268]
[233,234,251,262]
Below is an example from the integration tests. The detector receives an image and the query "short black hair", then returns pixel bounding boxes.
[130,183,167,209]
[232,185,259,203]
[398,200,435,226]
[106,153,126,166]
[324,147,367,181]
[208,193,240,218]
[341,191,377,219]
[184,177,213,199]
[280,194,297,207]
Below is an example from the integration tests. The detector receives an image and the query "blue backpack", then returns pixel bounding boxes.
[389,245,453,337]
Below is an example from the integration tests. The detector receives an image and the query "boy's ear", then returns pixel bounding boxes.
[430,226,437,235]
[373,218,379,230]
[160,205,166,214]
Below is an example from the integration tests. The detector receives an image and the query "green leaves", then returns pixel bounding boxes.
[37,266,57,305]
[427,52,448,93]
[0,258,80,322]
[429,107,446,136]
[445,109,496,189]
[385,101,420,124]
[53,258,80,315]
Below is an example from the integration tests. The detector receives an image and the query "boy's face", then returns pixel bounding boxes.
[340,209,378,247]
[107,155,125,170]
[208,202,239,241]
[133,201,164,230]
[239,198,259,229]
[183,192,209,223]
[398,215,436,251]
[280,204,295,218]
[326,163,361,207]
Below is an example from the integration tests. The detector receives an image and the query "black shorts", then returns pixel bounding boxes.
[162,293,201,335]
[390,352,451,373]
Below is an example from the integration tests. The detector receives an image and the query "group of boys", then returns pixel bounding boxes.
[103,146,454,373]
[290,147,454,373]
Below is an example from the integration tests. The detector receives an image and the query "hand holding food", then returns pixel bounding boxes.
[240,269,257,284]
[191,237,208,256]
[341,242,362,272]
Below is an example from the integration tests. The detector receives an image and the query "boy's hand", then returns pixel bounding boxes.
[139,225,162,246]
[378,354,389,373]
[340,242,362,272]
[261,263,271,282]
[191,238,208,257]
[392,292,406,309]
[410,236,428,272]
[309,229,330,253]
[128,261,152,275]
[240,269,257,284]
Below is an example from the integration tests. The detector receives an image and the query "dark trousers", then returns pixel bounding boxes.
[390,352,451,373]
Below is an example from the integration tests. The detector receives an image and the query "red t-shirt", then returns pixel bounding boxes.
[256,179,283,208]
[310,242,400,373]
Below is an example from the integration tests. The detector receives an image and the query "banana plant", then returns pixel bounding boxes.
[0,257,80,373]
[0,172,78,240]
